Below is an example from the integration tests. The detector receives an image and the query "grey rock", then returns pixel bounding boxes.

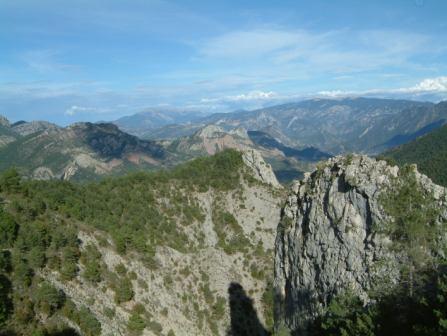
[242,149,281,188]
[274,155,447,335]
[0,115,10,127]
[12,120,59,136]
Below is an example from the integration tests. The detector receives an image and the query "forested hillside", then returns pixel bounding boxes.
[0,149,282,335]
[382,124,447,186]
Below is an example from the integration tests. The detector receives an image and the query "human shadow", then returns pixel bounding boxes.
[227,282,270,336]
[48,329,80,336]
[0,327,78,336]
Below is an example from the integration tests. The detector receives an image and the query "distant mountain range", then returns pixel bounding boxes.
[2,97,447,183]
[0,116,321,183]
[113,107,206,137]
[116,98,447,155]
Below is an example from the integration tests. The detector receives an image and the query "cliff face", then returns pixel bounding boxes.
[274,155,447,334]
[242,149,281,188]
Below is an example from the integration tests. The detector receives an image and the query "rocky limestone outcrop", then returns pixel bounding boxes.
[195,124,227,139]
[229,127,250,139]
[11,120,59,136]
[243,149,281,188]
[32,166,55,180]
[0,115,10,127]
[274,155,447,335]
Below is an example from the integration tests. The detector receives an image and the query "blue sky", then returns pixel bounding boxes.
[1,0,447,125]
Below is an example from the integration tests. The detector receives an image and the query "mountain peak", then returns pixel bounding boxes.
[229,127,249,139]
[194,124,226,138]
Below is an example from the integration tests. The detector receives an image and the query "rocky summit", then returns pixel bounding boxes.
[274,155,447,335]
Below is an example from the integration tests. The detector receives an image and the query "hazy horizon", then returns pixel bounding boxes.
[1,0,447,125]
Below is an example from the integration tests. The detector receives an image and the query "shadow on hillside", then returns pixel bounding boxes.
[0,328,78,336]
[227,282,270,336]
[49,329,79,336]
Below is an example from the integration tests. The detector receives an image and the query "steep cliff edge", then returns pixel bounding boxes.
[242,149,281,188]
[274,155,447,335]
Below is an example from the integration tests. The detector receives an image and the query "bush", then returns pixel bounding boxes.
[0,208,18,248]
[115,263,127,276]
[103,306,115,319]
[127,312,146,334]
[319,291,376,336]
[114,277,134,303]
[35,282,65,315]
[80,245,102,283]
[212,296,226,320]
[0,168,21,193]
[78,306,102,336]
[147,320,163,334]
[0,274,12,326]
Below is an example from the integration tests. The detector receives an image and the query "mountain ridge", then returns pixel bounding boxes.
[0,120,167,181]
[129,97,447,155]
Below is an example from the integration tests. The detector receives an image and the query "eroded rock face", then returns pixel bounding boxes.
[0,115,10,127]
[242,149,281,188]
[274,155,447,335]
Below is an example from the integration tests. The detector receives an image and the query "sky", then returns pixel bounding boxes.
[1,0,447,125]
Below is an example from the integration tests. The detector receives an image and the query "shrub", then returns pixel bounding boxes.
[35,282,65,315]
[114,277,134,303]
[147,320,163,334]
[127,312,146,335]
[0,168,21,193]
[115,263,127,276]
[0,208,18,248]
[78,306,102,336]
[81,245,102,283]
[320,291,376,336]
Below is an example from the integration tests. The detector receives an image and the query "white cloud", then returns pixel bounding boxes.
[397,76,447,93]
[201,90,278,103]
[65,105,87,116]
[315,76,447,99]
[65,105,110,116]
[316,90,355,98]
